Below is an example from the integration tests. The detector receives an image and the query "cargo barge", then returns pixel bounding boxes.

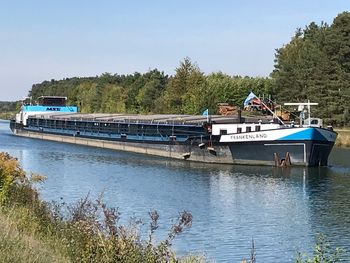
[10,96,337,166]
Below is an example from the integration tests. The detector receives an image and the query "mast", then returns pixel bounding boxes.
[260,100,285,125]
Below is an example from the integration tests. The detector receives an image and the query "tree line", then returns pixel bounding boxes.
[0,101,17,112]
[13,12,350,126]
[272,11,350,125]
[29,61,273,116]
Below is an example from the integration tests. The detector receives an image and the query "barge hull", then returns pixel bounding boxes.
[226,140,334,166]
[11,127,233,164]
[11,127,333,166]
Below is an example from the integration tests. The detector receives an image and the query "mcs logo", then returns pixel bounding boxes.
[46,107,61,111]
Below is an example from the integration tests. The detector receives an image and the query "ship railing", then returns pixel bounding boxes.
[28,113,243,127]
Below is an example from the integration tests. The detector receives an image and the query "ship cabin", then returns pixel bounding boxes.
[16,96,78,126]
[211,122,281,135]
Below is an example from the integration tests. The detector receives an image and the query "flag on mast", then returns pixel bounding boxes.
[244,92,260,107]
[202,109,209,122]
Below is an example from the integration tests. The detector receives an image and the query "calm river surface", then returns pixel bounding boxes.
[1,120,350,262]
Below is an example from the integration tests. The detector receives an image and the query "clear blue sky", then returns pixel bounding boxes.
[0,0,348,101]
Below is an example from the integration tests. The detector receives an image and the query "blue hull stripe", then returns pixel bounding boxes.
[279,128,327,141]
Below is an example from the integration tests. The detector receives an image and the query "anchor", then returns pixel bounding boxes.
[274,152,291,167]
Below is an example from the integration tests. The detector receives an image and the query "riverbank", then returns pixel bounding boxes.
[0,152,203,263]
[0,111,15,120]
[335,128,350,147]
[0,210,69,262]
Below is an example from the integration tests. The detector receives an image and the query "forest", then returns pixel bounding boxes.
[3,12,350,126]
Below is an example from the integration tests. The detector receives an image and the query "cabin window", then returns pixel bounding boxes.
[311,119,318,125]
[237,127,242,133]
[255,126,261,131]
[220,129,227,135]
[246,126,251,132]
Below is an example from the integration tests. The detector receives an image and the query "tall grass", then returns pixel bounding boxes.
[335,129,350,147]
[0,211,69,263]
[0,111,16,120]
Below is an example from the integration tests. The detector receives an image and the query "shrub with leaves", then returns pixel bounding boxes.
[296,235,343,263]
[0,152,25,204]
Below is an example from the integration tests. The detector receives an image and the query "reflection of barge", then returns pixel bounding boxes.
[10,96,337,166]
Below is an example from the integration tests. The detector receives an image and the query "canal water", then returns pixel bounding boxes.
[1,120,349,262]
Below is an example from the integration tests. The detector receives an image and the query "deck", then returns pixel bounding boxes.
[27,112,273,126]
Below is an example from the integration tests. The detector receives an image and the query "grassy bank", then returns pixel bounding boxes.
[0,210,69,263]
[0,111,16,120]
[335,128,350,147]
[0,152,204,263]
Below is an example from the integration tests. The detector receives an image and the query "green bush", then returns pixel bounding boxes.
[0,152,25,204]
[296,235,343,263]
